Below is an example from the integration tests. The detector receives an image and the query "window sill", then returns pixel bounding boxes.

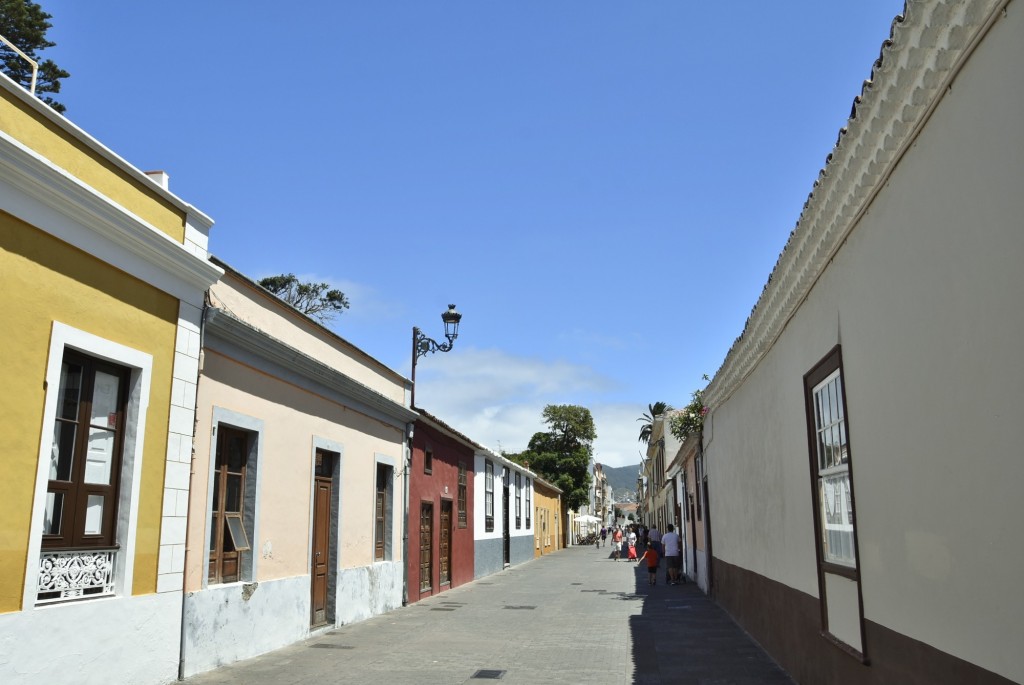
[820,631,868,665]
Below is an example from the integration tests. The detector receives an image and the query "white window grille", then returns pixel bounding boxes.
[37,549,116,604]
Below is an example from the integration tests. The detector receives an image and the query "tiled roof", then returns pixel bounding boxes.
[705,0,1006,407]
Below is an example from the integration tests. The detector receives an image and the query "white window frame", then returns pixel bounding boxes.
[812,369,856,569]
[484,461,494,532]
[525,479,531,529]
[25,322,153,609]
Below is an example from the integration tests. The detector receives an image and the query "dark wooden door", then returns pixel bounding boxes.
[502,484,510,566]
[311,451,332,626]
[420,502,433,593]
[439,501,452,585]
[703,478,714,596]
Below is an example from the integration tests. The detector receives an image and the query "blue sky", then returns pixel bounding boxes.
[40,0,903,468]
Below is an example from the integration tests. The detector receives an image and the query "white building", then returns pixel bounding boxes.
[701,2,1023,683]
[474,452,536,576]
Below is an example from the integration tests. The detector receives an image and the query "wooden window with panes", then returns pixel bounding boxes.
[375,463,391,561]
[209,427,251,584]
[515,472,522,529]
[804,346,865,657]
[484,461,494,532]
[43,351,129,550]
[457,463,467,528]
[424,447,433,475]
[525,479,531,528]
[805,348,859,574]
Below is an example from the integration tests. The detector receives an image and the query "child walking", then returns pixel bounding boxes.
[637,544,660,585]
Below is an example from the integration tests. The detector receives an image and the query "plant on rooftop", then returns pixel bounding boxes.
[637,401,673,444]
[669,388,708,442]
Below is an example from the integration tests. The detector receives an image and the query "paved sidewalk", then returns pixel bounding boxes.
[182,544,793,685]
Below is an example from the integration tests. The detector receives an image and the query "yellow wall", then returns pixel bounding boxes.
[0,214,179,611]
[533,485,562,557]
[0,87,187,243]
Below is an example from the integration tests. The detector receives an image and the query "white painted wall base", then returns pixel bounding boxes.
[181,575,310,677]
[0,591,182,685]
[335,561,402,625]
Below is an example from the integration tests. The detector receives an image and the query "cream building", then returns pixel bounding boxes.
[180,261,416,676]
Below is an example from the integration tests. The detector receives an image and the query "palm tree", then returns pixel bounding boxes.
[637,401,672,443]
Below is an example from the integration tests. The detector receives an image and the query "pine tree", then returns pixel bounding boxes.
[0,0,69,113]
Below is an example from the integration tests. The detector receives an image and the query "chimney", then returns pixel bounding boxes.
[145,170,169,190]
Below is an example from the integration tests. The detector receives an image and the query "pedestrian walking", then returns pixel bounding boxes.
[662,524,682,585]
[600,526,607,548]
[648,525,662,557]
[637,544,660,585]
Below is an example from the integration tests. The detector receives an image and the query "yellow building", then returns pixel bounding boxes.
[0,70,220,684]
[533,477,563,557]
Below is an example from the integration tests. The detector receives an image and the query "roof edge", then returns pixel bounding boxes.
[705,0,1007,408]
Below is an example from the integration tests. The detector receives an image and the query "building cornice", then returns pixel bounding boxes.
[0,128,222,301]
[205,307,418,426]
[706,0,1007,408]
[0,72,213,225]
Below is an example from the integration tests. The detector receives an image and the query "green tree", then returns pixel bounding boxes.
[508,404,596,511]
[0,0,69,113]
[258,274,350,323]
[637,401,672,443]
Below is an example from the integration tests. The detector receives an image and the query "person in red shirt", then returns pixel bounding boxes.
[637,544,660,585]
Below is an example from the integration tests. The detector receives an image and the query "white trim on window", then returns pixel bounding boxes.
[24,322,153,609]
[203,408,264,588]
[373,453,397,562]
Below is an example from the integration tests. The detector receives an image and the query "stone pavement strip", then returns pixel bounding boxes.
[182,545,793,685]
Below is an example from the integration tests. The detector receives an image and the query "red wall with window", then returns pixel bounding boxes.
[406,417,476,602]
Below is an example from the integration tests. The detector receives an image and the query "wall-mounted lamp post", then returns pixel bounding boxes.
[411,304,462,407]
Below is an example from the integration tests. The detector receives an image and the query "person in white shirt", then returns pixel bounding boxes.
[662,524,682,585]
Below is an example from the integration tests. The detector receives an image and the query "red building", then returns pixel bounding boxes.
[406,409,477,603]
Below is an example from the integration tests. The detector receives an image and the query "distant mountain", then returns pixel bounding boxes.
[601,463,641,500]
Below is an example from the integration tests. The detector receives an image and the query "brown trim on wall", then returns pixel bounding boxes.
[712,557,1016,685]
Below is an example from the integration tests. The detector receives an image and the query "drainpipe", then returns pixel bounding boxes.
[402,421,414,606]
[178,293,209,681]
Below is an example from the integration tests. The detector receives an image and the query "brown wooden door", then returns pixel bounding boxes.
[439,501,452,586]
[420,502,433,593]
[311,472,331,626]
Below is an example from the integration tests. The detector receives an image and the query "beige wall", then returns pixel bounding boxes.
[186,352,405,590]
[209,279,406,405]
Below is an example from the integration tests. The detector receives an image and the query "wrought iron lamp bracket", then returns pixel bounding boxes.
[413,328,456,360]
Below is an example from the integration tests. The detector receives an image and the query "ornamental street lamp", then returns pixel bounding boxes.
[410,304,462,407]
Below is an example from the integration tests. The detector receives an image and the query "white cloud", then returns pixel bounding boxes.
[591,403,649,469]
[414,349,644,470]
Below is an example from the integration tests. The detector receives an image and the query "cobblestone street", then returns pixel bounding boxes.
[183,544,793,685]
